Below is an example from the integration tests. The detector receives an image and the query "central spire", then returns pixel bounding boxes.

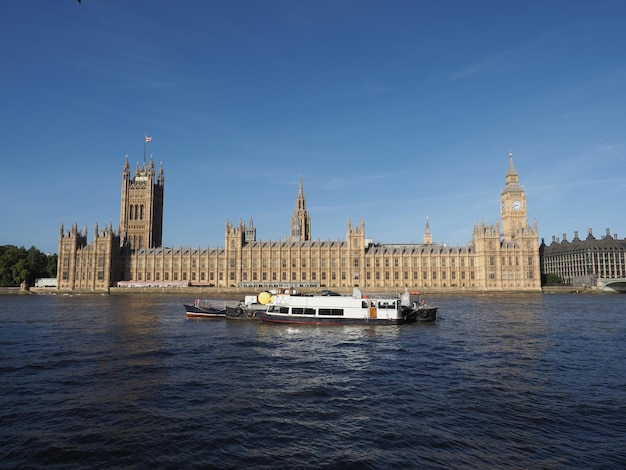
[296,176,305,210]
[290,176,311,242]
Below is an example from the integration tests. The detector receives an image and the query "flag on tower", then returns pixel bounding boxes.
[145,136,152,143]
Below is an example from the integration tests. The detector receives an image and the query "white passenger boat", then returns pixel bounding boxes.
[257,288,437,325]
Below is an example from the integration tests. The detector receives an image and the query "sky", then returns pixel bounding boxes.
[1,1,625,255]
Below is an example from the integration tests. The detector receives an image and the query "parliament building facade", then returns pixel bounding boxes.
[57,152,541,292]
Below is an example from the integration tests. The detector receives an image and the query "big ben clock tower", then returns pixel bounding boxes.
[500,151,528,240]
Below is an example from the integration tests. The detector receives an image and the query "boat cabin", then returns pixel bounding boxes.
[266,295,400,320]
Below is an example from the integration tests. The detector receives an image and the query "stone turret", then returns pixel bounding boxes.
[423,218,433,245]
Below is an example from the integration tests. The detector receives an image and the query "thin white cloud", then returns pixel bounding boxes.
[447,19,581,81]
[321,173,395,190]
[598,138,626,161]
[448,47,518,81]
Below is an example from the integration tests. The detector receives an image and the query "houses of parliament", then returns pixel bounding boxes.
[57,152,541,292]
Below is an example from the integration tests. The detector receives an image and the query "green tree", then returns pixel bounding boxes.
[45,254,58,277]
[0,245,22,286]
[544,273,563,286]
[0,245,57,286]
[26,246,47,280]
[12,258,29,285]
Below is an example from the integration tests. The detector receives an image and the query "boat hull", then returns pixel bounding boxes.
[257,311,408,325]
[184,304,226,318]
[225,305,261,320]
[402,306,438,323]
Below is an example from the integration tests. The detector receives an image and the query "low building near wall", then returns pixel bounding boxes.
[35,278,57,288]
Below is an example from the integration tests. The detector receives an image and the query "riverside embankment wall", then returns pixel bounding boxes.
[18,285,601,297]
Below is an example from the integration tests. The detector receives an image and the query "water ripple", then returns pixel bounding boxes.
[1,294,625,468]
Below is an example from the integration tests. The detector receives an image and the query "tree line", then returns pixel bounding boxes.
[0,245,57,287]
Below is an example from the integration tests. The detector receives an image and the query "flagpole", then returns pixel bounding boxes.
[143,134,152,165]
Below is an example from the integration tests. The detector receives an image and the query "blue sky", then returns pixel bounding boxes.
[1,1,625,255]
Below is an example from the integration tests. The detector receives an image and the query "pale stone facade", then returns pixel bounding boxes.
[57,152,541,292]
[119,155,164,250]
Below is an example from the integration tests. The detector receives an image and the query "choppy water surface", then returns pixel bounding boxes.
[1,293,624,469]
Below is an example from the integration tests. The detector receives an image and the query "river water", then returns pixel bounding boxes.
[1,293,624,469]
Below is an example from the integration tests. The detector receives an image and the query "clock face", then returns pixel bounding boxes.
[512,200,522,211]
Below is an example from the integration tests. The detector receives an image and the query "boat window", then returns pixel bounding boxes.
[361,301,368,308]
[268,305,289,314]
[292,308,316,315]
[379,301,396,309]
[319,308,344,316]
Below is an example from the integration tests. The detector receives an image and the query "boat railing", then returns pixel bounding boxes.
[359,293,402,300]
[194,299,239,309]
